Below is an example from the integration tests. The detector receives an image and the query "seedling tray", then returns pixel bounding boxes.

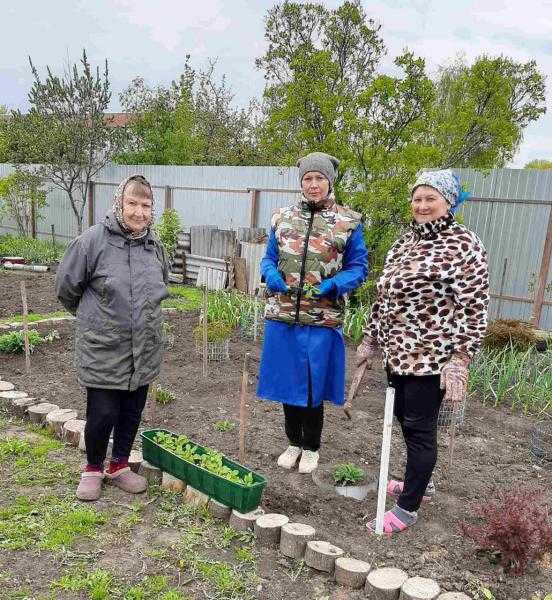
[141,428,266,513]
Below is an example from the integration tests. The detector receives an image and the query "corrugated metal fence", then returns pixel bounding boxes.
[1,163,552,329]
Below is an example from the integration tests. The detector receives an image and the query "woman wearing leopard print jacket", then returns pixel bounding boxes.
[356,169,489,535]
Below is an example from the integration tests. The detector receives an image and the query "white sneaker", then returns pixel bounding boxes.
[277,445,302,469]
[298,450,319,474]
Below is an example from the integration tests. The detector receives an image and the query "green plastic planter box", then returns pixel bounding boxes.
[141,429,267,513]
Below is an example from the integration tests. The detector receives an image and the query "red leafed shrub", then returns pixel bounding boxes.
[459,487,552,575]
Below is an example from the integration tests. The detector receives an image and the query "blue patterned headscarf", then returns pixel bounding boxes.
[411,169,470,214]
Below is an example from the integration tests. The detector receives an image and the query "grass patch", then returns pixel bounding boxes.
[0,310,69,326]
[0,234,65,264]
[155,387,176,405]
[0,495,105,551]
[213,420,236,433]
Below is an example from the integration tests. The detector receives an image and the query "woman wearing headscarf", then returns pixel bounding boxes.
[357,169,489,534]
[257,152,368,474]
[56,175,169,501]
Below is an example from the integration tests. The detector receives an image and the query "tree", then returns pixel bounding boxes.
[0,169,47,236]
[116,57,264,166]
[525,159,552,169]
[257,1,547,276]
[11,50,127,234]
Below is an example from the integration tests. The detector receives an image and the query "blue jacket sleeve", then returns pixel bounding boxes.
[260,227,280,281]
[330,224,368,296]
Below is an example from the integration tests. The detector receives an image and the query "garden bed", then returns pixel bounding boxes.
[1,271,552,599]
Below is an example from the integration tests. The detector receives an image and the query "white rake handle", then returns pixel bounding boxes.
[375,386,396,535]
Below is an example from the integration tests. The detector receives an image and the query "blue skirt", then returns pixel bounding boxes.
[256,319,346,407]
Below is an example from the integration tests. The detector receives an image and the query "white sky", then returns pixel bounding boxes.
[1,0,551,167]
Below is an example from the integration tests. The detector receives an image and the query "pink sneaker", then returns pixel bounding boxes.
[76,471,104,501]
[105,466,147,494]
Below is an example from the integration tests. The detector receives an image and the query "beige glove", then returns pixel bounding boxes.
[440,354,470,406]
[356,336,378,368]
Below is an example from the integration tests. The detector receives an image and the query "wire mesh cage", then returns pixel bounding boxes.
[195,339,230,362]
[530,418,552,466]
[238,312,264,341]
[437,396,467,428]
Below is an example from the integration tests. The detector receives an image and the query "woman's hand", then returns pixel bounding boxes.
[265,269,289,294]
[313,278,336,298]
[440,354,470,405]
[356,336,377,368]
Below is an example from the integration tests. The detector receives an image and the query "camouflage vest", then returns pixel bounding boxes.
[265,196,362,328]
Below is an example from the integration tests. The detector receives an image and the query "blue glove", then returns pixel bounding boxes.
[314,278,336,298]
[265,268,289,293]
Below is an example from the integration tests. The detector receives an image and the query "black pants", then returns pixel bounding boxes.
[283,402,324,451]
[85,385,149,467]
[388,372,444,512]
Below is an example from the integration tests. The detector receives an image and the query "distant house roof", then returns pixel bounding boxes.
[104,113,133,127]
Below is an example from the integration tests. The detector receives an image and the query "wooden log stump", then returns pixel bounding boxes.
[208,499,232,521]
[129,450,143,473]
[28,403,59,425]
[0,390,28,401]
[365,567,409,600]
[437,594,471,600]
[46,408,78,437]
[400,577,440,600]
[0,381,15,391]
[334,557,371,589]
[229,507,265,531]
[62,419,86,446]
[184,485,209,507]
[12,397,37,418]
[254,513,289,547]
[138,460,162,485]
[279,522,316,559]
[162,472,186,493]
[304,540,344,573]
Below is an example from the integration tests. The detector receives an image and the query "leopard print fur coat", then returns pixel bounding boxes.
[366,213,489,375]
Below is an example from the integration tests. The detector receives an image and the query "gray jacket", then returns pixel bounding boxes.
[55,211,169,391]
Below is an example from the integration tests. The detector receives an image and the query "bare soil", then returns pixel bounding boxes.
[1,270,551,600]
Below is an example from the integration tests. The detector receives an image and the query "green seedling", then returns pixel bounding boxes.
[332,462,365,486]
[213,420,235,432]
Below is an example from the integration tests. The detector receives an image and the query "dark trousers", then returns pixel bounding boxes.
[283,402,324,452]
[85,385,149,467]
[388,372,444,512]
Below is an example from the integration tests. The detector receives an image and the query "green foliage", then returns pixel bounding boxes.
[213,420,236,432]
[6,50,127,234]
[0,234,65,264]
[256,2,546,276]
[115,57,263,167]
[0,329,43,353]
[525,159,552,169]
[155,387,176,405]
[152,432,255,487]
[193,321,233,343]
[469,344,552,414]
[154,209,181,260]
[0,170,47,236]
[332,462,365,486]
[343,302,370,343]
[0,495,105,550]
[0,310,68,326]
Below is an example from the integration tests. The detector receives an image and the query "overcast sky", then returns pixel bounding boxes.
[2,0,551,167]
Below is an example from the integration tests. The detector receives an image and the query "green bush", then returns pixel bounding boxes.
[0,329,43,353]
[154,209,181,260]
[332,462,365,486]
[0,234,65,264]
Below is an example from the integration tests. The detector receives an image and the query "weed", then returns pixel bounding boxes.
[0,329,43,353]
[332,462,365,486]
[214,420,235,432]
[155,387,176,405]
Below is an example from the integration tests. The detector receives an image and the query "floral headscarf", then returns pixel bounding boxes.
[112,174,154,239]
[411,169,471,214]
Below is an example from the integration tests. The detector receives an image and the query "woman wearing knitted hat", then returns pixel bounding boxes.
[357,169,489,534]
[56,175,169,501]
[257,152,368,473]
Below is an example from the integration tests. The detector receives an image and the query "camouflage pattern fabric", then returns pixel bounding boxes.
[265,195,362,327]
